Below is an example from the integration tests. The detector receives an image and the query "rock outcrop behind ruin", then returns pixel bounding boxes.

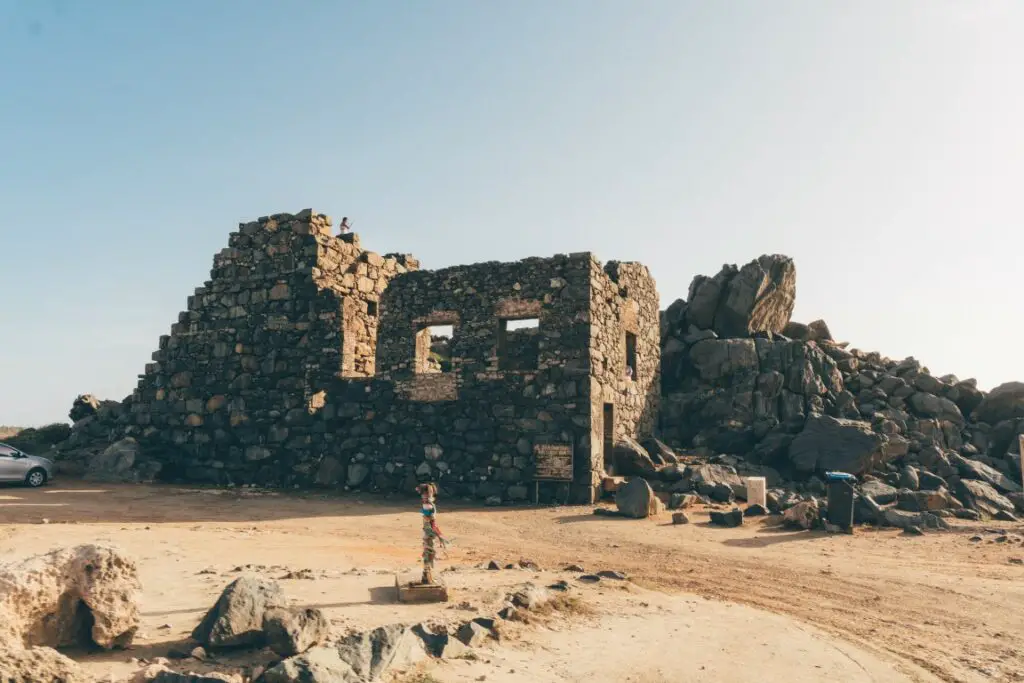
[658,255,1023,506]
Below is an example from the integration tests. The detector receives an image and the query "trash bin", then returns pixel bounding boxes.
[825,471,856,530]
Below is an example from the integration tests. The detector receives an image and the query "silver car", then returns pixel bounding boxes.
[0,442,55,487]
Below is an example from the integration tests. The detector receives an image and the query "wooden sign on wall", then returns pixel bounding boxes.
[533,443,573,481]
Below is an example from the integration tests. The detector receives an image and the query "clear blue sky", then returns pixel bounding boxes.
[2,1,1022,427]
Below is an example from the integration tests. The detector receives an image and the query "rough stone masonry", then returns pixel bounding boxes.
[95,210,660,504]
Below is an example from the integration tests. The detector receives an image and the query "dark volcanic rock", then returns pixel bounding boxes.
[192,577,284,649]
[955,479,1017,519]
[972,382,1024,424]
[789,415,887,475]
[881,509,950,531]
[615,478,663,519]
[709,508,744,527]
[951,453,1021,494]
[860,479,897,505]
[612,437,659,477]
[641,437,679,465]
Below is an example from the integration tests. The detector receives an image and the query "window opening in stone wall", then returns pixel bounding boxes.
[366,300,378,317]
[497,317,540,371]
[416,324,453,373]
[625,331,637,380]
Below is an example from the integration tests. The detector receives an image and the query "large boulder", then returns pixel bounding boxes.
[880,509,950,531]
[0,641,93,683]
[955,479,1017,519]
[614,478,664,519]
[896,489,961,512]
[192,576,285,649]
[972,382,1024,424]
[640,437,679,465]
[333,624,427,681]
[85,437,139,482]
[610,437,658,477]
[860,479,897,505]
[0,544,140,649]
[686,255,796,339]
[685,464,744,499]
[688,339,759,382]
[788,415,888,475]
[950,454,1022,494]
[907,392,965,426]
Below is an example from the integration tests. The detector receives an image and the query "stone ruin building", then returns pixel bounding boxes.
[126,209,660,504]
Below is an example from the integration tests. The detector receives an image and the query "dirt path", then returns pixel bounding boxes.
[1,482,1022,682]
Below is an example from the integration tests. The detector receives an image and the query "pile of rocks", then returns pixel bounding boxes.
[0,547,574,682]
[137,573,564,683]
[42,394,165,482]
[653,254,1023,524]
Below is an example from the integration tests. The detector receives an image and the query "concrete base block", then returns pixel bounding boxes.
[745,476,767,508]
[396,573,449,603]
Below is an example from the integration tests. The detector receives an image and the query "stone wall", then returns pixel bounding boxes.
[589,261,661,479]
[313,253,659,504]
[101,210,659,503]
[125,210,417,481]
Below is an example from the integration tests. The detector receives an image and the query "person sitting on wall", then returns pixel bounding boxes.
[340,217,352,235]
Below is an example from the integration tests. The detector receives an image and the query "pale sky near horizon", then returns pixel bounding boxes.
[1,1,1022,427]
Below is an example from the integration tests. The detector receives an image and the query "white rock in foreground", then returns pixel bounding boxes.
[0,544,141,649]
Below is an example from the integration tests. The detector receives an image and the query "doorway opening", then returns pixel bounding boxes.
[603,403,615,475]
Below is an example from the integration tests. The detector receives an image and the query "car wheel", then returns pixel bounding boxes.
[26,468,47,488]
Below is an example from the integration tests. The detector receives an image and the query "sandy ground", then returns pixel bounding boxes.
[1,482,1022,683]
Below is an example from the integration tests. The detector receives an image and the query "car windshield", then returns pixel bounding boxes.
[0,444,19,457]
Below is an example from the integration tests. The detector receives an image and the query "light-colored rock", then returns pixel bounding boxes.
[0,641,93,683]
[0,544,140,649]
[334,624,427,681]
[687,255,796,338]
[508,582,554,611]
[69,394,101,422]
